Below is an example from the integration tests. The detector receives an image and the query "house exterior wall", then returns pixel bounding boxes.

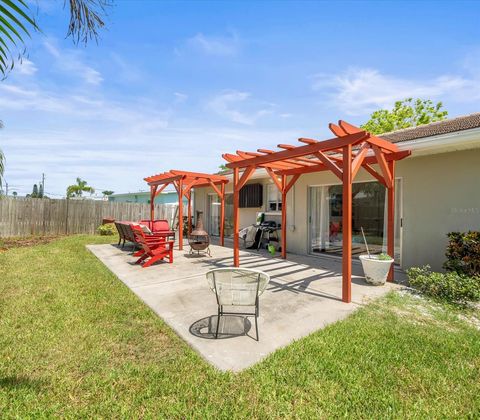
[194,148,480,271]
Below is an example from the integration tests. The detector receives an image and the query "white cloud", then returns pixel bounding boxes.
[110,52,142,82]
[185,32,240,56]
[207,90,273,125]
[2,121,299,196]
[174,92,188,103]
[44,39,103,85]
[0,82,169,128]
[312,67,480,116]
[17,59,37,75]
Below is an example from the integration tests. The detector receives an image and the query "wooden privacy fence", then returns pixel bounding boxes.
[0,198,184,237]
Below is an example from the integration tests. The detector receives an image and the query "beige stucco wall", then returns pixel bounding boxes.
[195,148,480,271]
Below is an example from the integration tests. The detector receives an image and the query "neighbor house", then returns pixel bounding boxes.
[109,190,188,205]
[193,113,480,271]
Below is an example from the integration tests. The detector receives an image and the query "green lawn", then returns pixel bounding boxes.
[1,235,479,418]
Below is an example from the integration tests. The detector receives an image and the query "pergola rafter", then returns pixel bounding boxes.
[223,120,411,303]
[144,170,229,250]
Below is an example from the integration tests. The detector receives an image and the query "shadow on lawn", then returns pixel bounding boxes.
[0,376,45,392]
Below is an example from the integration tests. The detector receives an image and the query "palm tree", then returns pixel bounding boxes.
[0,0,110,78]
[102,190,114,199]
[66,177,95,199]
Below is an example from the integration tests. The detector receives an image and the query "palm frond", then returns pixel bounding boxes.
[0,0,38,79]
[66,0,111,44]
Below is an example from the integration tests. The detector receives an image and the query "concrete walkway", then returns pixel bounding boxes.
[87,243,401,371]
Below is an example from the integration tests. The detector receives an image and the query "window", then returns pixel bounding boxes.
[267,184,282,212]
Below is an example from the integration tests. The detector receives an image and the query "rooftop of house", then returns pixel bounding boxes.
[381,112,480,143]
[110,190,177,197]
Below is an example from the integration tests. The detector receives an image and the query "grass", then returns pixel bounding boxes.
[1,235,479,418]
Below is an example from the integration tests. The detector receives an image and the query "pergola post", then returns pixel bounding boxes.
[150,185,157,222]
[178,178,184,250]
[387,160,395,282]
[187,191,192,234]
[220,182,225,246]
[281,175,287,259]
[233,168,240,267]
[342,144,352,303]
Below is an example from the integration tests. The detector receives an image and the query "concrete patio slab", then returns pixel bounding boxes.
[87,243,403,371]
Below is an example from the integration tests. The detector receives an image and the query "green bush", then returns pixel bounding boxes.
[444,231,480,277]
[378,253,393,261]
[97,223,115,236]
[407,265,480,304]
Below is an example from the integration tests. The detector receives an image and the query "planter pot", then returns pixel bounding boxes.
[359,255,394,285]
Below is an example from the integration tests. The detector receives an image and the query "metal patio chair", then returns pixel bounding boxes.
[206,268,270,341]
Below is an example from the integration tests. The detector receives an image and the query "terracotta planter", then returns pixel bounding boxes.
[359,255,394,285]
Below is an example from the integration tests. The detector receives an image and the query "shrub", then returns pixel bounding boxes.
[378,253,393,261]
[97,223,115,236]
[407,265,480,304]
[444,231,480,277]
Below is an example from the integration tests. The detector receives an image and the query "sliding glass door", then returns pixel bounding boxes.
[308,180,402,263]
[207,193,234,237]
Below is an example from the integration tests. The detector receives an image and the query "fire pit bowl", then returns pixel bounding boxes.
[188,211,211,256]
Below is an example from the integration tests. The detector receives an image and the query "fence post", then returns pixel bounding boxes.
[65,199,69,235]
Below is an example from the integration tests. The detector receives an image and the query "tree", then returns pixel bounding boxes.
[361,98,448,135]
[12,191,17,198]
[0,0,110,78]
[102,190,114,197]
[38,182,44,198]
[31,183,38,198]
[66,177,95,199]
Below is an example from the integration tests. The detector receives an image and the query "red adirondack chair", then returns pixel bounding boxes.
[132,225,174,267]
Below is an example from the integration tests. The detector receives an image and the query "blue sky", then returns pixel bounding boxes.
[1,0,480,197]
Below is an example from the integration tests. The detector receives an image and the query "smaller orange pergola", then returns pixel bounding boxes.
[223,120,412,303]
[144,170,229,249]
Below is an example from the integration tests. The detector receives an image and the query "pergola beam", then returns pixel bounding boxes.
[351,142,370,180]
[313,151,343,180]
[224,132,368,169]
[265,167,283,191]
[276,150,411,176]
[372,145,393,189]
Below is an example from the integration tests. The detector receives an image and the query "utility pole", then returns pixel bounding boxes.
[5,182,8,196]
[41,173,45,198]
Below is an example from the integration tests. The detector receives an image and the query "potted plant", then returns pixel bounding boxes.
[359,228,394,285]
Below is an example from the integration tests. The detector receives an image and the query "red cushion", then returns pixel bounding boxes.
[152,220,170,232]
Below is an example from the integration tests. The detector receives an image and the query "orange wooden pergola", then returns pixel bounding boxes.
[223,120,411,303]
[144,170,229,250]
